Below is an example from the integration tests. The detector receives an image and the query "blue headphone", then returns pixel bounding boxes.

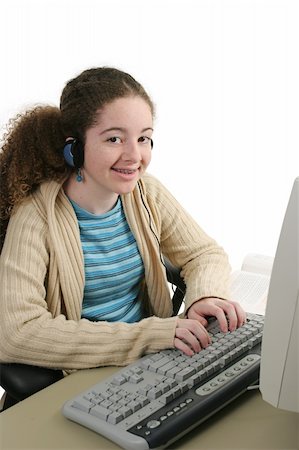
[63,139,84,168]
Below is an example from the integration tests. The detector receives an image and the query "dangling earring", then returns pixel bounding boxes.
[76,168,83,182]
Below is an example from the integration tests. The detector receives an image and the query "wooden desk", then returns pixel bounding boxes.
[0,366,298,450]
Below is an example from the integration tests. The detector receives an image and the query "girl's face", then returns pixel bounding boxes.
[82,96,153,197]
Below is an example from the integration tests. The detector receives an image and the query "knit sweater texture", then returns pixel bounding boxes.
[0,174,231,371]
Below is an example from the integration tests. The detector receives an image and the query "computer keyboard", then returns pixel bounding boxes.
[62,312,264,450]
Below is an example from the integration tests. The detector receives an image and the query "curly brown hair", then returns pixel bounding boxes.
[0,67,154,251]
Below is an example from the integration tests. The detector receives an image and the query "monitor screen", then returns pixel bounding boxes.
[259,177,299,413]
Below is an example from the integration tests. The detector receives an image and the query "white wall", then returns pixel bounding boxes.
[1,0,298,270]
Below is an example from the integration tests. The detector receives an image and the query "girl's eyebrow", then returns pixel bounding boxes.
[100,127,154,135]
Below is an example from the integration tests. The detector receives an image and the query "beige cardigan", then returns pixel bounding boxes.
[0,174,231,371]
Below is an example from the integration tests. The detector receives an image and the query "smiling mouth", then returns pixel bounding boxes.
[111,168,138,174]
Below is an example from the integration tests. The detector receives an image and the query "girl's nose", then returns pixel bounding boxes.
[122,141,141,162]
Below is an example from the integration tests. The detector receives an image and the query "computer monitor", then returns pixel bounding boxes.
[259,177,299,413]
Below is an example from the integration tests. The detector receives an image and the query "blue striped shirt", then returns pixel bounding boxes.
[69,197,145,323]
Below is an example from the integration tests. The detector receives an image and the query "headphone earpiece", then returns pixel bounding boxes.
[63,139,84,169]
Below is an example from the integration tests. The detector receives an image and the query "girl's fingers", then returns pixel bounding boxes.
[174,319,211,355]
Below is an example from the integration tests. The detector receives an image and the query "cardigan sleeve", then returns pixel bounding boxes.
[142,174,232,311]
[0,199,177,370]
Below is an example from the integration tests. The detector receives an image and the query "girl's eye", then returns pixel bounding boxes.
[138,136,151,144]
[107,137,121,144]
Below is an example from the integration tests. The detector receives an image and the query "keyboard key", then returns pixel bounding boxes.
[117,406,133,418]
[72,398,94,413]
[159,391,174,405]
[147,387,163,400]
[129,374,144,383]
[107,411,124,424]
[157,361,177,375]
[175,367,196,382]
[90,405,110,420]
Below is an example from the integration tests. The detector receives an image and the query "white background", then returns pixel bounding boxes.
[1,0,298,271]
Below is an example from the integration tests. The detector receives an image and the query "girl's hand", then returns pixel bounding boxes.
[174,318,211,356]
[187,297,247,333]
